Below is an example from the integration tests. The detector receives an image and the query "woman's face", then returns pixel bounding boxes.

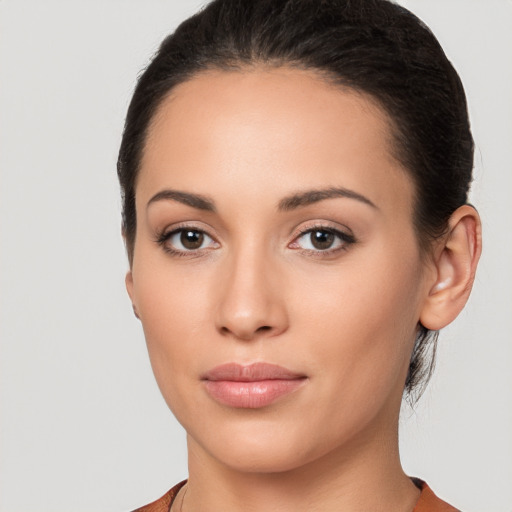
[127,67,433,473]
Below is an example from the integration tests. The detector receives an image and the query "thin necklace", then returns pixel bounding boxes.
[179,484,188,512]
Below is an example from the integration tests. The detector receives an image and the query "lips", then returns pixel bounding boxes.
[201,362,307,409]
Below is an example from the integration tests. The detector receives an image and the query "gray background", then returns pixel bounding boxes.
[1,1,511,510]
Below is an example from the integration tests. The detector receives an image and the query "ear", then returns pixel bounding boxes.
[125,271,140,320]
[420,205,482,331]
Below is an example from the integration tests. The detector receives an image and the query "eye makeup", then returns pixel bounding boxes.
[154,220,357,260]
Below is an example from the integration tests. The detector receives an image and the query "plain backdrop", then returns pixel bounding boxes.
[1,1,511,511]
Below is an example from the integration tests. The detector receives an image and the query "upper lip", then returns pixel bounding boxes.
[201,362,306,382]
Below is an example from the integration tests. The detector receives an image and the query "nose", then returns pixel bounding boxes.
[215,249,288,341]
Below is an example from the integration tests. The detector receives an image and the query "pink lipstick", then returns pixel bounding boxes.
[201,362,307,409]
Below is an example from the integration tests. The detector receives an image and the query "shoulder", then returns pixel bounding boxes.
[413,479,461,512]
[131,480,187,512]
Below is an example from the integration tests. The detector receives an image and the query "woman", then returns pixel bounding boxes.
[118,0,481,510]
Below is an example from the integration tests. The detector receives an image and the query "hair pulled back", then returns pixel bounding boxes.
[117,0,474,400]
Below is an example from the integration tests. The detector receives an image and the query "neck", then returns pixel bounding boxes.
[183,424,420,512]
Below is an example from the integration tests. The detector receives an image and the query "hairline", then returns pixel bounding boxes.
[127,62,435,264]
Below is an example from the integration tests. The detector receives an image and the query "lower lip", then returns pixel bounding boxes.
[203,379,306,408]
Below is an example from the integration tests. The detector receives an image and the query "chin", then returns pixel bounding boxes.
[209,441,316,474]
[186,413,344,475]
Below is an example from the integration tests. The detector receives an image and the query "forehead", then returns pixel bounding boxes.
[146,66,396,162]
[139,66,413,216]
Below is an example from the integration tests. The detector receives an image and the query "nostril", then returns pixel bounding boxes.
[219,324,273,340]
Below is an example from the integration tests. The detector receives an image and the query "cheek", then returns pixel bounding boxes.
[131,257,214,411]
[133,240,211,338]
[295,247,424,404]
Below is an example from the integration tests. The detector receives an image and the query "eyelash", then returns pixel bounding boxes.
[155,224,356,258]
[155,223,217,258]
[292,225,356,256]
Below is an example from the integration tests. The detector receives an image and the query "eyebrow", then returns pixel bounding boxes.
[277,187,377,211]
[146,186,376,213]
[147,189,216,212]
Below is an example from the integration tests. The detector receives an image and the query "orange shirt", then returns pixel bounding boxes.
[413,480,460,511]
[132,479,460,512]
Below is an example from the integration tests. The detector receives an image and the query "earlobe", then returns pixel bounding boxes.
[420,205,482,331]
[125,271,140,320]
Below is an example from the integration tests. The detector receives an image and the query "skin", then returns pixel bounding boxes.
[126,67,481,512]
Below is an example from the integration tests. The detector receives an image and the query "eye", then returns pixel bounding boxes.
[158,228,218,254]
[291,227,355,253]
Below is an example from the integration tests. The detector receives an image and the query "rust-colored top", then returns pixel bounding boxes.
[132,479,460,512]
[412,481,460,512]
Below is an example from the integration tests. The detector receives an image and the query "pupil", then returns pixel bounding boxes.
[311,230,334,250]
[181,230,203,249]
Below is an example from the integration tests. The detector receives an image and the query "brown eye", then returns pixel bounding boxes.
[161,228,218,254]
[180,230,204,249]
[292,227,355,253]
[310,230,335,250]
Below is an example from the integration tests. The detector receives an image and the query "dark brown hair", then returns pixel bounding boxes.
[117,0,474,400]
